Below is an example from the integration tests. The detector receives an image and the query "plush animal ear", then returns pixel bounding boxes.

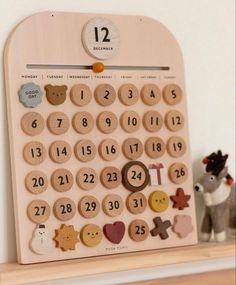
[62,85,68,91]
[217,166,228,180]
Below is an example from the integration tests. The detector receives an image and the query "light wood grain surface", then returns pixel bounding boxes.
[125,269,235,285]
[0,240,235,285]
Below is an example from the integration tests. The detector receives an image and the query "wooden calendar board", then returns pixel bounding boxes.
[4,11,197,264]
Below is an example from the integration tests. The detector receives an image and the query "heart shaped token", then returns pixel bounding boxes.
[103,221,125,244]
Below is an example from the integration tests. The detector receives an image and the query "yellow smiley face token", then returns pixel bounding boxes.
[80,224,102,247]
[149,191,169,213]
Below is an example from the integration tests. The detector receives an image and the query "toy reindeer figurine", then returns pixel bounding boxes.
[194,150,236,242]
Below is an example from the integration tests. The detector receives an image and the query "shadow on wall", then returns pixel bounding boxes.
[1,67,17,261]
[192,158,205,239]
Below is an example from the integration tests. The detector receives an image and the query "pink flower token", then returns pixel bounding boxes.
[172,215,193,238]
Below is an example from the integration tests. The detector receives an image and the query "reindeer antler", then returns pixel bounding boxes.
[202,150,234,184]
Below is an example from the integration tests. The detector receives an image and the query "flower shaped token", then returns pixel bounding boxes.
[18,82,43,108]
[172,215,193,238]
[54,224,79,251]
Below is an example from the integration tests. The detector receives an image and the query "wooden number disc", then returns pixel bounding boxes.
[23,141,46,165]
[82,17,120,60]
[163,84,182,105]
[165,110,184,132]
[122,138,143,160]
[143,111,163,132]
[53,197,76,221]
[169,163,188,184]
[97,111,118,134]
[141,84,161,105]
[129,219,149,242]
[25,171,48,194]
[49,141,72,163]
[118,83,139,106]
[102,194,124,217]
[78,195,100,218]
[94,84,116,106]
[100,166,121,189]
[80,224,102,247]
[47,112,69,135]
[74,140,96,162]
[167,136,187,158]
[122,161,149,192]
[145,137,165,158]
[21,112,44,136]
[76,168,98,190]
[27,200,50,224]
[99,139,119,161]
[70,84,92,106]
[120,111,141,133]
[126,192,147,214]
[72,112,94,134]
[51,169,74,192]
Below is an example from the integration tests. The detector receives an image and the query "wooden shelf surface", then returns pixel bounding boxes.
[0,240,235,285]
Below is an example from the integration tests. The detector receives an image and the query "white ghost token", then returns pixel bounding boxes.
[30,224,53,254]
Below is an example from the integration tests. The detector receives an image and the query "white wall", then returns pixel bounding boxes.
[0,0,235,267]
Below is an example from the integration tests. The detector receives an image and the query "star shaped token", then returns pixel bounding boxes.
[54,224,79,251]
[150,217,171,240]
[170,188,191,210]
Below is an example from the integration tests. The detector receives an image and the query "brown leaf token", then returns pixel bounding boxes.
[169,163,188,184]
[74,139,96,162]
[70,84,92,106]
[97,111,118,134]
[21,112,44,136]
[47,112,69,135]
[78,195,100,218]
[170,188,191,210]
[141,84,161,105]
[165,110,184,132]
[76,168,98,190]
[53,197,76,221]
[120,111,141,133]
[163,84,182,105]
[100,166,121,189]
[27,200,51,224]
[94,84,116,106]
[23,141,46,165]
[122,138,143,160]
[129,219,149,241]
[102,194,124,217]
[80,224,102,247]
[143,111,163,132]
[72,112,94,134]
[49,141,72,163]
[99,139,119,161]
[25,171,48,194]
[118,83,139,106]
[126,192,147,214]
[54,224,79,251]
[145,137,165,158]
[51,169,74,192]
[167,136,187,158]
[122,161,149,192]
